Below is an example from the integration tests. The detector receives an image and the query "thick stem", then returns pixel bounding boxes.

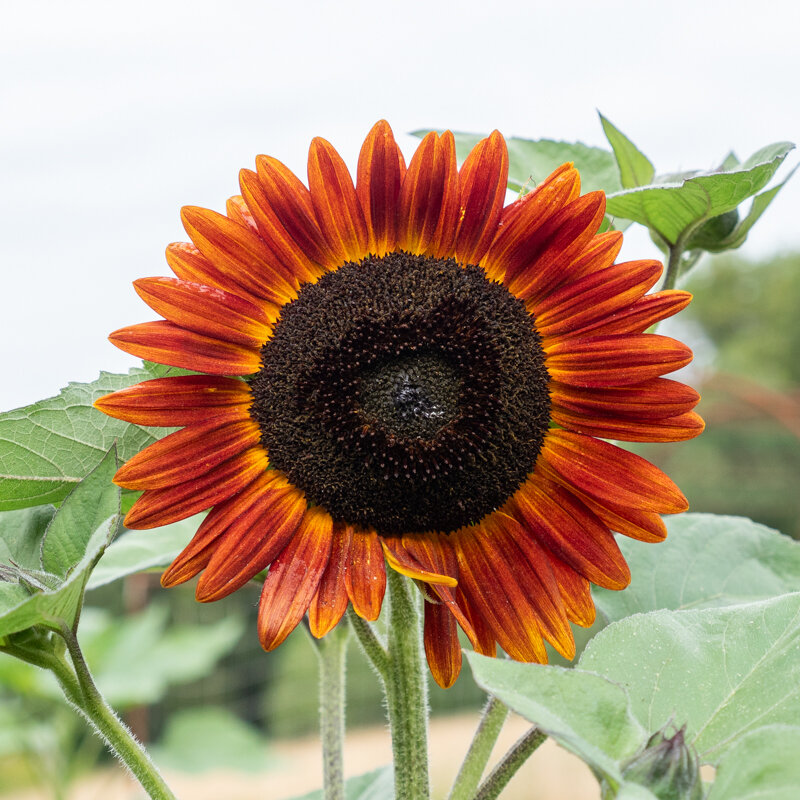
[312,624,349,800]
[384,570,430,800]
[474,726,546,800]
[59,627,176,800]
[662,242,684,291]
[448,696,509,800]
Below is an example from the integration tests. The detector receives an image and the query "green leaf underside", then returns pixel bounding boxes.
[0,505,56,572]
[605,142,794,245]
[593,513,800,623]
[708,725,800,799]
[289,767,394,800]
[0,363,183,512]
[599,113,655,189]
[0,449,120,637]
[580,593,800,765]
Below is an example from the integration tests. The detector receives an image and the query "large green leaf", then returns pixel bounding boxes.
[290,767,394,800]
[599,113,655,189]
[594,514,800,623]
[0,505,56,572]
[0,448,120,637]
[605,142,794,245]
[708,725,800,799]
[580,593,800,765]
[0,363,181,511]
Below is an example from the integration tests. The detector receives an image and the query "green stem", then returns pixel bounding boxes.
[59,627,176,800]
[448,696,509,800]
[474,726,546,800]
[347,608,389,680]
[663,242,684,291]
[312,624,349,800]
[384,570,430,800]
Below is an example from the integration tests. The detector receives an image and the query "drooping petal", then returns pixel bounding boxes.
[381,537,458,586]
[396,131,459,256]
[114,418,261,490]
[539,429,689,514]
[195,478,307,601]
[133,277,274,347]
[308,137,369,264]
[125,446,269,529]
[533,260,662,338]
[544,552,596,627]
[424,600,462,689]
[575,491,668,543]
[455,585,495,657]
[258,506,335,650]
[545,333,693,387]
[109,321,261,375]
[356,120,406,256]
[181,206,298,303]
[455,130,509,265]
[344,528,386,621]
[93,375,252,427]
[309,524,353,637]
[507,475,631,590]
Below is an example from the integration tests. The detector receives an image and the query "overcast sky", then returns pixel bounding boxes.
[1,0,798,411]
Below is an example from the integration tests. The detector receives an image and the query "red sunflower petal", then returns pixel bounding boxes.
[575,491,668,543]
[534,260,663,338]
[93,375,252,427]
[424,600,462,689]
[133,277,274,347]
[125,446,269,529]
[552,408,705,442]
[356,120,406,256]
[344,528,386,621]
[308,137,369,264]
[455,130,509,265]
[114,418,262,490]
[109,321,261,376]
[585,290,694,336]
[545,333,693,388]
[226,195,259,233]
[253,156,338,269]
[258,506,335,650]
[507,475,631,590]
[381,537,458,586]
[195,478,307,602]
[309,524,353,637]
[544,552,596,628]
[397,131,459,256]
[539,429,689,514]
[562,231,624,282]
[456,585,496,657]
[181,206,298,304]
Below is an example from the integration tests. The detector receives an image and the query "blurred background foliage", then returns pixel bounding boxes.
[1,248,799,797]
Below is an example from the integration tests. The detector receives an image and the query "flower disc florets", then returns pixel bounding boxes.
[249,251,551,534]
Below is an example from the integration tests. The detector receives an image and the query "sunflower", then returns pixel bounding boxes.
[95,121,703,688]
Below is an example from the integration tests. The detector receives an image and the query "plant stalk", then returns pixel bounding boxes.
[474,726,546,800]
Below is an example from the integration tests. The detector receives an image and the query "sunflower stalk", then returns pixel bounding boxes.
[473,726,546,800]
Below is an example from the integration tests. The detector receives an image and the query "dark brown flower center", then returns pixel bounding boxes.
[249,252,550,534]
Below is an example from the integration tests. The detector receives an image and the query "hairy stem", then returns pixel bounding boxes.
[474,726,546,800]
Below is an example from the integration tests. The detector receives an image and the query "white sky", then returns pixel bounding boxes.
[1,0,798,411]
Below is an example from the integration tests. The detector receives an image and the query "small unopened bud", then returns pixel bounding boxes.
[620,724,703,800]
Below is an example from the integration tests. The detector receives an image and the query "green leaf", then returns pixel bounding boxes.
[0,363,182,511]
[151,706,274,773]
[599,113,655,189]
[0,448,120,637]
[466,652,645,782]
[290,767,394,800]
[0,505,56,572]
[594,514,800,624]
[708,725,800,799]
[86,516,199,590]
[579,593,800,765]
[605,142,794,245]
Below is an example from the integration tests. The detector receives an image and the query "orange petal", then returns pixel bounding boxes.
[455,130,509,265]
[133,277,274,347]
[397,131,459,256]
[456,584,496,657]
[584,290,694,336]
[195,478,307,601]
[309,524,353,637]
[508,475,631,590]
[258,506,335,650]
[534,260,662,338]
[545,333,693,388]
[544,552,596,628]
[560,231,624,282]
[226,195,259,233]
[552,408,705,442]
[114,418,261,490]
[124,446,269,529]
[344,528,386,621]
[539,429,689,514]
[93,375,252,427]
[424,600,462,689]
[356,120,406,256]
[381,537,458,586]
[181,205,298,304]
[109,321,261,376]
[308,137,369,264]
[576,491,668,543]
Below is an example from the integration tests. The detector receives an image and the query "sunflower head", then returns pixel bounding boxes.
[95,121,702,688]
